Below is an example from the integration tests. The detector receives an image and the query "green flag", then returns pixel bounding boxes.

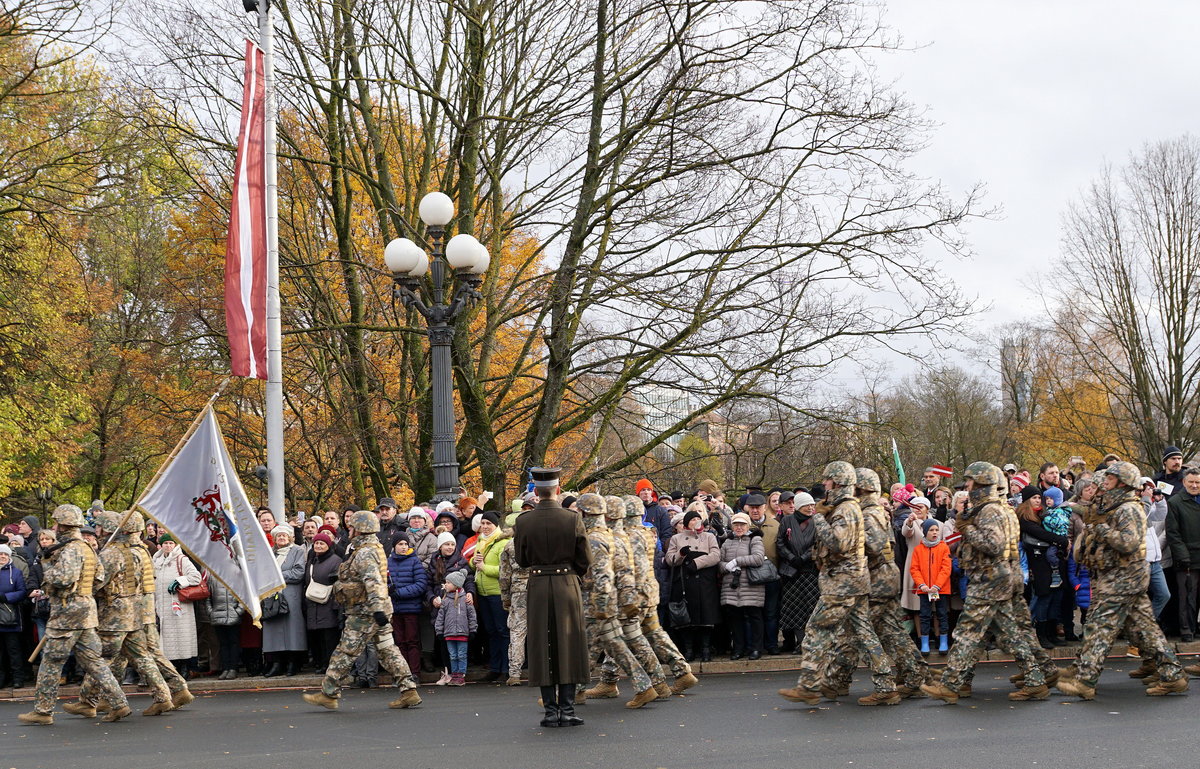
[892,438,905,485]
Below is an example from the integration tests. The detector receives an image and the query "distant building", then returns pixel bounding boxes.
[631,385,692,460]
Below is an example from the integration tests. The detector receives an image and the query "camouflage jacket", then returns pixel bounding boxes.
[130,543,157,625]
[581,520,616,620]
[608,521,641,616]
[811,493,869,597]
[334,535,391,616]
[1084,492,1149,596]
[860,499,901,600]
[624,523,658,607]
[43,533,103,630]
[94,537,141,632]
[498,538,528,612]
[955,499,1017,602]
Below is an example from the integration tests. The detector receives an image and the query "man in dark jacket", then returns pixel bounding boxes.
[1154,446,1187,498]
[1165,469,1200,641]
[636,480,673,549]
[375,498,408,554]
[513,467,591,728]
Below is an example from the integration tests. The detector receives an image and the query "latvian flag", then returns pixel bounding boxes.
[930,465,953,478]
[224,40,268,380]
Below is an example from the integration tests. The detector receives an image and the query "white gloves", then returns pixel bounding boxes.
[726,560,740,572]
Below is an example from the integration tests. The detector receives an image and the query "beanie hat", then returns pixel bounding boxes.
[561,495,577,510]
[480,511,501,527]
[698,479,721,496]
[159,534,175,545]
[318,524,338,537]
[1164,445,1183,462]
[1042,486,1064,508]
[471,514,483,532]
[908,495,930,509]
[635,479,655,495]
[436,531,457,549]
[271,524,293,538]
[0,544,11,557]
[682,510,702,529]
[670,512,685,527]
[446,570,467,589]
[510,499,524,513]
[436,500,456,513]
[1011,471,1031,490]
[921,519,940,536]
[312,532,333,547]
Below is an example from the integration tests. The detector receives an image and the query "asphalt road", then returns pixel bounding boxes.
[0,660,1195,769]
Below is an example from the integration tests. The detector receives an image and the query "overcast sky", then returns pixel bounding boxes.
[875,0,1200,329]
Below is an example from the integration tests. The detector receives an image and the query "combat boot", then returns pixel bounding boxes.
[670,672,698,695]
[919,682,959,704]
[654,682,671,699]
[506,676,523,687]
[1009,671,1026,684]
[957,684,973,698]
[1129,660,1157,678]
[1008,684,1050,701]
[388,689,422,709]
[18,711,53,725]
[584,681,620,699]
[62,701,97,718]
[101,705,132,722]
[1146,677,1188,696]
[777,686,821,705]
[94,701,110,714]
[1141,673,1161,686]
[171,688,195,709]
[819,684,843,700]
[625,687,658,709]
[1055,677,1096,700]
[557,684,584,727]
[857,690,900,706]
[1184,663,1200,677]
[142,700,174,716]
[896,684,926,699]
[302,691,340,710]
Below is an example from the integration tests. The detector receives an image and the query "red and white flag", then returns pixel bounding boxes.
[224,40,267,380]
[930,465,954,477]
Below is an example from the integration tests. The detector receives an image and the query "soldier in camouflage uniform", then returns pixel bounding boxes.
[498,513,529,686]
[576,494,658,709]
[922,462,1049,704]
[623,495,698,695]
[304,510,422,710]
[19,505,131,725]
[778,462,898,707]
[1056,461,1188,699]
[590,496,667,700]
[73,511,174,717]
[825,468,928,699]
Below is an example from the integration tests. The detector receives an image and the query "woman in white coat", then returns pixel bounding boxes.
[153,534,202,675]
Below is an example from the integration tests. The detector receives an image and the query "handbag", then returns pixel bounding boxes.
[0,602,17,628]
[746,559,780,585]
[261,592,290,618]
[174,558,210,603]
[305,564,333,604]
[667,565,691,627]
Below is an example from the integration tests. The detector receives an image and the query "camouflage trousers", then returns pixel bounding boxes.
[600,611,666,687]
[110,623,189,695]
[795,594,895,693]
[584,616,652,693]
[940,595,1045,690]
[827,598,928,689]
[642,610,691,679]
[323,614,416,698]
[507,593,527,679]
[33,628,128,715]
[80,628,171,706]
[1074,591,1181,685]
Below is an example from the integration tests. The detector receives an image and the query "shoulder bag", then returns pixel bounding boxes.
[176,559,210,603]
[305,563,333,604]
[668,564,691,628]
[745,558,780,585]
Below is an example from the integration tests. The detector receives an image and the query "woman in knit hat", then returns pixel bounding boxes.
[263,525,308,676]
[470,511,510,682]
[152,533,202,676]
[664,504,723,661]
[303,532,343,674]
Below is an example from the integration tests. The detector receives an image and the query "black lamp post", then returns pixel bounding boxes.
[383,192,489,502]
[35,486,52,528]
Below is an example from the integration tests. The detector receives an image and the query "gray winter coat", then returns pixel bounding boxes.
[434,589,477,638]
[719,532,766,607]
[263,544,308,652]
[206,578,243,626]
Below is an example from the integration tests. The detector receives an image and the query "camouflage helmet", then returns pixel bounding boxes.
[1106,461,1140,489]
[963,461,1004,488]
[95,510,123,533]
[822,461,857,488]
[348,509,381,534]
[622,495,642,519]
[120,511,146,534]
[52,504,86,527]
[576,493,606,517]
[603,495,624,520]
[854,467,882,494]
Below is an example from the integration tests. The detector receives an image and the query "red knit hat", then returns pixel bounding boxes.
[1011,471,1031,490]
[318,524,338,538]
[635,478,655,495]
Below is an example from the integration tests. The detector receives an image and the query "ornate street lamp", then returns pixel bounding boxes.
[383,192,489,502]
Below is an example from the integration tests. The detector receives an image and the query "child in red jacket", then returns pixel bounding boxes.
[910,519,951,654]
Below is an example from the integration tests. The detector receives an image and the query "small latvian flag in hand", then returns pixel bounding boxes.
[930,465,953,478]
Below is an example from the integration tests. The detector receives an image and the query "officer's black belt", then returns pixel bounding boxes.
[530,564,572,577]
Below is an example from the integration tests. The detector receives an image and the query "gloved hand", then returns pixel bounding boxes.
[373,611,389,627]
[679,545,693,556]
[167,580,181,594]
[726,560,740,572]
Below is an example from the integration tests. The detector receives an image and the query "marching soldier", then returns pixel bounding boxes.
[19,505,131,725]
[72,511,174,717]
[623,495,697,695]
[1057,461,1188,699]
[576,494,658,709]
[588,496,667,700]
[303,509,422,711]
[778,462,898,706]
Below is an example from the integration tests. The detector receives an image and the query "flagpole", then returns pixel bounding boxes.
[105,378,234,549]
[259,0,285,521]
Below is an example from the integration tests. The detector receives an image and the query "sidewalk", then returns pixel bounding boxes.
[3,640,1197,701]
